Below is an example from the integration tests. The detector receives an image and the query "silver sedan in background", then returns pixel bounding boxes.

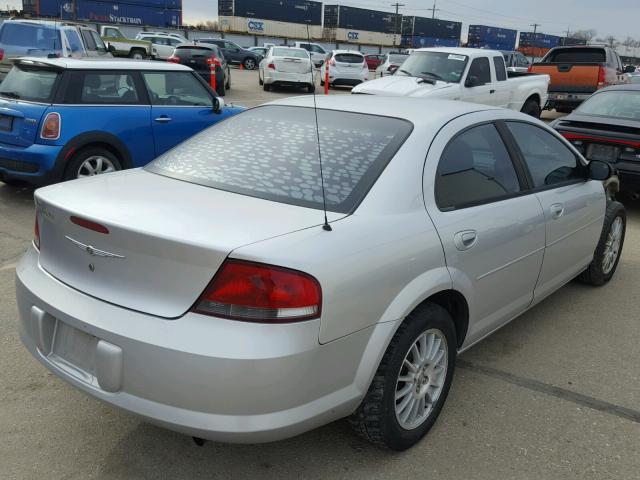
[16,97,625,451]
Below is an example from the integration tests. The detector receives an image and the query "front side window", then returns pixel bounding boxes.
[143,72,211,106]
[310,45,325,53]
[147,106,413,213]
[103,28,120,39]
[493,56,507,81]
[67,72,140,104]
[436,124,521,210]
[506,122,583,188]
[224,41,239,50]
[64,29,84,54]
[467,57,491,85]
[89,31,107,52]
[81,30,96,50]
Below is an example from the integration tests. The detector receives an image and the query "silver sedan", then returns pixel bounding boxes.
[16,96,625,450]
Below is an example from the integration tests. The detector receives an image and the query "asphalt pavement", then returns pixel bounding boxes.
[0,68,638,480]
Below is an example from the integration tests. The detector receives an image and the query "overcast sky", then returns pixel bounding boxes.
[181,0,639,40]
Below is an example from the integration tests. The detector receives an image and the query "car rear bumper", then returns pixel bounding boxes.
[264,70,313,86]
[16,247,391,443]
[0,141,63,185]
[546,92,593,110]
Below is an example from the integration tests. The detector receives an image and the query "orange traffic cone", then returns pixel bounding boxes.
[240,62,244,71]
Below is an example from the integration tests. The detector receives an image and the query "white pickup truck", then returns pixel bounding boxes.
[353,47,550,117]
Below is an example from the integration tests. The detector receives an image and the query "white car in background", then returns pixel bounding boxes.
[375,52,410,78]
[136,31,189,60]
[293,41,328,67]
[258,46,314,92]
[320,50,369,88]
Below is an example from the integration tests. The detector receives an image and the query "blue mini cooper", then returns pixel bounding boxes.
[0,58,243,185]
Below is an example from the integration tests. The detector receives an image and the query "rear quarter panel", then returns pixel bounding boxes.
[508,74,550,110]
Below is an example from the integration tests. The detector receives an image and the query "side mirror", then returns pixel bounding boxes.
[388,65,399,74]
[108,44,116,54]
[213,96,225,113]
[588,160,614,181]
[623,65,636,74]
[465,75,482,88]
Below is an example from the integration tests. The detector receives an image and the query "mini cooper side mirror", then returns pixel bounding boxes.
[588,160,613,181]
[213,96,225,114]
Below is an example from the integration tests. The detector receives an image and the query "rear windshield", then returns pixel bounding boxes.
[545,48,606,63]
[175,46,216,57]
[576,90,640,119]
[0,23,61,50]
[147,106,413,213]
[335,53,364,64]
[0,65,59,102]
[272,48,308,58]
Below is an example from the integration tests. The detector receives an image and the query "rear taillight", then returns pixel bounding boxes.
[267,62,275,70]
[70,215,110,234]
[329,58,336,66]
[167,56,180,63]
[206,55,222,68]
[192,259,322,323]
[34,215,40,250]
[597,66,606,88]
[40,112,61,140]
[0,48,4,61]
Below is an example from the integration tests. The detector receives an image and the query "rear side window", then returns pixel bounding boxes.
[468,57,491,84]
[493,56,507,81]
[0,66,60,102]
[506,122,583,188]
[89,31,107,51]
[335,54,364,64]
[436,124,521,210]
[142,72,211,106]
[66,72,141,104]
[545,48,606,63]
[147,105,413,214]
[0,23,61,49]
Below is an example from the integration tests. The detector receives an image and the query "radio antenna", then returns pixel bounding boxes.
[306,23,332,232]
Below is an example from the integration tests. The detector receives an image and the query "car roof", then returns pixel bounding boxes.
[597,84,640,92]
[332,50,363,55]
[266,95,497,128]
[271,47,307,52]
[414,47,501,57]
[15,57,193,72]
[2,19,68,29]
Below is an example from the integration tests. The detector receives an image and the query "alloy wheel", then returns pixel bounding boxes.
[602,216,623,274]
[77,156,117,178]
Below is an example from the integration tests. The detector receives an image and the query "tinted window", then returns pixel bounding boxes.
[147,105,413,214]
[0,23,61,49]
[506,122,583,187]
[545,48,606,63]
[81,30,96,50]
[67,72,140,104]
[335,53,364,64]
[493,56,507,81]
[468,57,491,85]
[224,41,239,50]
[175,46,216,58]
[64,29,84,54]
[0,65,59,102]
[143,72,211,106]
[436,124,521,210]
[576,90,640,119]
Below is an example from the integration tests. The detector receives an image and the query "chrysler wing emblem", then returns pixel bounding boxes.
[65,236,125,259]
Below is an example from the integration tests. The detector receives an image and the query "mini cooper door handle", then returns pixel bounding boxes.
[454,230,478,251]
[155,116,172,123]
[550,203,565,219]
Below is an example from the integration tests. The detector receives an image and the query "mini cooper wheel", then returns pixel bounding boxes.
[350,303,456,450]
[64,147,122,181]
[578,201,626,286]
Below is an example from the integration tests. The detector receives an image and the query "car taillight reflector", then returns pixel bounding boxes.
[167,56,180,63]
[40,112,61,140]
[70,216,110,234]
[267,62,275,69]
[34,215,40,250]
[560,132,640,149]
[597,66,606,88]
[192,259,322,322]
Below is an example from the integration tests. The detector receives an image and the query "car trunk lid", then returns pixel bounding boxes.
[274,57,309,73]
[35,169,343,318]
[0,99,49,146]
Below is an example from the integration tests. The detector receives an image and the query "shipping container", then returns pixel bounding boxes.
[58,1,181,27]
[519,32,561,48]
[35,0,182,17]
[401,16,461,40]
[402,35,459,48]
[219,0,322,26]
[220,16,323,39]
[468,25,517,50]
[467,41,516,51]
[335,28,396,46]
[324,5,401,35]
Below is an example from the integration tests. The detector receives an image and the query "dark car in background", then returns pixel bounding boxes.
[552,84,640,197]
[196,38,262,70]
[169,43,230,96]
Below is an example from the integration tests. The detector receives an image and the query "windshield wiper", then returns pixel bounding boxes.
[0,91,20,99]
[397,68,413,76]
[420,71,443,81]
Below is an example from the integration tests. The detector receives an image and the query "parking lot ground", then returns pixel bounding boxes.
[1,73,639,479]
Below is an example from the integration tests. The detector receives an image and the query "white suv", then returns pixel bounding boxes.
[293,42,327,67]
[136,32,189,60]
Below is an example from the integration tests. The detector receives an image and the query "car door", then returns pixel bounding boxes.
[423,114,546,346]
[462,57,497,106]
[142,71,225,156]
[504,121,605,302]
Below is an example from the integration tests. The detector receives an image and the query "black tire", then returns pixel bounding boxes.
[263,83,271,92]
[128,49,145,60]
[578,201,626,286]
[216,81,226,97]
[521,98,541,118]
[259,74,263,86]
[349,303,457,451]
[307,84,315,93]
[1,177,26,187]
[226,69,231,90]
[63,146,122,182]
[243,58,257,70]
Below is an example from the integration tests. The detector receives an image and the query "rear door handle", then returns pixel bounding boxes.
[154,116,172,123]
[454,230,478,251]
[550,203,564,219]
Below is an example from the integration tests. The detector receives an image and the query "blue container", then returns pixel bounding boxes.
[519,32,561,48]
[402,35,459,48]
[467,41,516,51]
[402,16,461,40]
[59,1,182,27]
[324,5,401,34]
[468,24,517,48]
[37,0,182,16]
[229,0,322,25]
